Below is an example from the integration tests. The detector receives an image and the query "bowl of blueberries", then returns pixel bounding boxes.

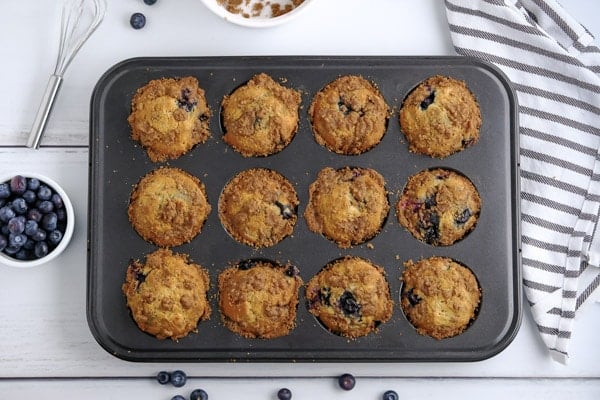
[0,173,74,268]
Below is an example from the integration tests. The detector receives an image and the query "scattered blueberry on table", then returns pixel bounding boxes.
[143,0,158,5]
[171,396,186,400]
[190,388,209,400]
[130,12,146,29]
[338,373,356,391]
[171,370,187,388]
[156,370,171,385]
[277,387,292,400]
[0,175,67,261]
[383,390,399,400]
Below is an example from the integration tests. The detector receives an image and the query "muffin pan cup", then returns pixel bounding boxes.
[87,56,521,362]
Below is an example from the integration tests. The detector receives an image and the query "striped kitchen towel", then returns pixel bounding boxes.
[444,0,600,363]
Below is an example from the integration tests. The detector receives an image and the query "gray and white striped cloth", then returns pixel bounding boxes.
[445,0,600,363]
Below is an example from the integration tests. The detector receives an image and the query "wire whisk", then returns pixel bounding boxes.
[27,0,107,149]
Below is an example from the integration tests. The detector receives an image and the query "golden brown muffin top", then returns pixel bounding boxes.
[305,256,393,338]
[304,166,389,248]
[122,248,211,340]
[222,73,301,157]
[396,168,481,246]
[218,168,299,248]
[218,260,303,339]
[401,256,481,340]
[309,75,390,155]
[128,76,211,162]
[128,167,211,248]
[399,75,481,158]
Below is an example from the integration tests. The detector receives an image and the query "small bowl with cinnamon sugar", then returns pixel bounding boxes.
[201,0,314,28]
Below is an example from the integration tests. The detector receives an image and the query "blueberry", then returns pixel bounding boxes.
[27,208,42,223]
[8,233,26,248]
[0,183,10,199]
[275,201,295,220]
[177,88,197,112]
[318,287,332,306]
[338,373,356,391]
[171,370,187,387]
[56,208,67,222]
[23,190,36,204]
[339,291,361,317]
[285,265,299,277]
[156,371,171,385]
[38,200,54,213]
[37,185,52,200]
[24,220,38,236]
[171,396,185,400]
[0,234,7,251]
[190,389,209,400]
[12,197,28,214]
[32,229,47,242]
[405,288,421,306]
[34,241,49,258]
[383,390,399,400]
[0,206,16,222]
[143,0,157,4]
[7,217,25,234]
[42,212,58,231]
[48,230,63,246]
[23,238,35,250]
[277,388,292,400]
[130,12,146,29]
[15,248,29,260]
[27,178,40,191]
[421,212,439,245]
[455,208,472,225]
[51,193,64,209]
[10,175,27,195]
[424,195,437,209]
[238,259,255,270]
[420,90,436,110]
[4,245,20,255]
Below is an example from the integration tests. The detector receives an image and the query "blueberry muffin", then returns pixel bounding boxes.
[305,256,393,338]
[218,168,299,248]
[309,75,390,155]
[128,167,211,247]
[122,248,211,340]
[218,259,303,339]
[399,75,481,158]
[396,168,480,246]
[401,257,481,339]
[304,167,389,248]
[221,73,301,157]
[128,77,211,162]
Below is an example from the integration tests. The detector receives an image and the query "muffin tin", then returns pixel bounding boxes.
[87,56,521,362]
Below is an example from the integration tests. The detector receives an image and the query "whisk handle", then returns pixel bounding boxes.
[27,74,63,149]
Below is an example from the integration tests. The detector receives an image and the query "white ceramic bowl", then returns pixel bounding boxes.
[200,0,315,28]
[0,173,75,268]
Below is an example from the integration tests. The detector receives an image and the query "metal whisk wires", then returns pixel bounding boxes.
[27,0,107,149]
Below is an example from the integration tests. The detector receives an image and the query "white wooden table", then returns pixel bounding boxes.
[1,1,599,398]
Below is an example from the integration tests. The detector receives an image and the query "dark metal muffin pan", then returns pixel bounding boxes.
[87,56,521,362]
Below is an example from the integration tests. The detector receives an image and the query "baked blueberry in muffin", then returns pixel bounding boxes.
[399,75,481,158]
[305,256,393,338]
[401,256,481,339]
[218,259,303,339]
[304,166,389,248]
[128,76,211,162]
[122,248,211,340]
[309,75,390,155]
[396,168,480,246]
